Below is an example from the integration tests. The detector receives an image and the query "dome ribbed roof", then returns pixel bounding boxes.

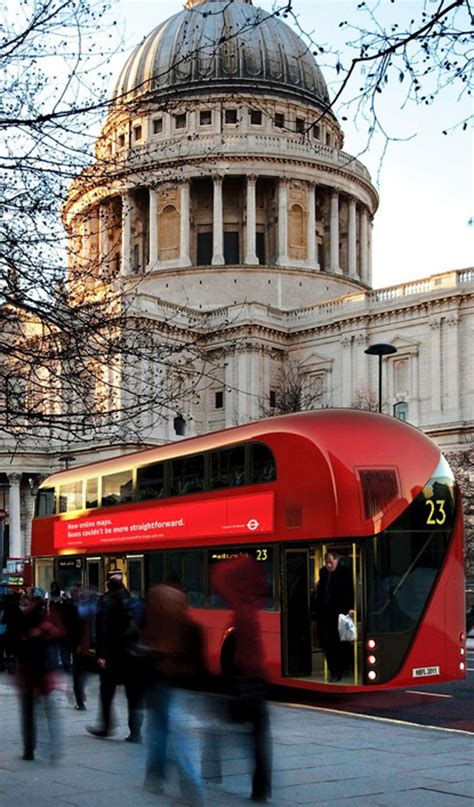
[113,0,330,110]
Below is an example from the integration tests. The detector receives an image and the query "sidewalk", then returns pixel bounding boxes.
[0,674,472,807]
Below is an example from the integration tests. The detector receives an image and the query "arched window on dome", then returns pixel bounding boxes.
[288,203,307,261]
[158,204,180,261]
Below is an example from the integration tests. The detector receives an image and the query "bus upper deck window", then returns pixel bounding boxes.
[35,487,56,517]
[171,454,204,496]
[59,481,83,513]
[250,442,276,484]
[86,478,98,509]
[210,445,246,489]
[137,463,166,501]
[102,470,133,507]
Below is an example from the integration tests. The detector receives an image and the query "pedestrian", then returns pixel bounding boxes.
[14,588,64,761]
[47,583,70,672]
[311,550,355,682]
[62,583,89,710]
[212,555,272,803]
[86,570,144,742]
[142,583,205,805]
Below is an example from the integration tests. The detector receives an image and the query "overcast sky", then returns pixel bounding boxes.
[111,0,473,289]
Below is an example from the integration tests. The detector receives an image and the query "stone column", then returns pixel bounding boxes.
[430,318,442,414]
[99,204,109,275]
[212,175,225,266]
[360,207,369,283]
[180,180,192,267]
[7,473,22,559]
[446,314,460,414]
[307,182,318,270]
[149,188,158,266]
[121,192,133,276]
[245,175,258,265]
[368,217,373,286]
[348,197,357,277]
[276,178,289,265]
[330,191,341,273]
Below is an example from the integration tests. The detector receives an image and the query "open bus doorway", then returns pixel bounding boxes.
[282,543,362,685]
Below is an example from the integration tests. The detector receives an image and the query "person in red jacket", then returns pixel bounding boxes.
[212,555,272,803]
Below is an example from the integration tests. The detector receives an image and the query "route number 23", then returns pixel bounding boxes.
[425,499,447,526]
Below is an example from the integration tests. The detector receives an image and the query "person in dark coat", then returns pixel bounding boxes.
[86,570,144,742]
[14,589,64,761]
[212,555,272,803]
[311,551,355,682]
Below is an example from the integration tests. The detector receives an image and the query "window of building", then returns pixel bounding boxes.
[325,131,331,146]
[250,442,277,484]
[215,390,224,409]
[225,108,238,124]
[59,481,83,513]
[250,109,262,126]
[256,231,266,265]
[210,445,246,490]
[153,118,163,135]
[224,231,239,264]
[85,478,98,509]
[102,470,133,507]
[274,112,285,128]
[174,113,186,130]
[296,117,305,133]
[199,110,212,126]
[132,243,140,273]
[133,124,142,142]
[137,463,166,501]
[393,401,409,422]
[173,414,186,436]
[35,487,56,517]
[313,124,321,140]
[269,389,276,408]
[170,454,204,496]
[197,232,213,265]
[118,133,126,148]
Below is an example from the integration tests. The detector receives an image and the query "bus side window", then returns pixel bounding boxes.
[35,487,56,517]
[137,463,166,501]
[86,478,98,509]
[250,442,276,484]
[101,470,133,507]
[59,481,83,513]
[210,445,246,489]
[170,454,204,496]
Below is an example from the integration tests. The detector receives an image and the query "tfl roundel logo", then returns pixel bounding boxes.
[247,518,260,531]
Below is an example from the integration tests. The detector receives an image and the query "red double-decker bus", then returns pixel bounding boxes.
[31,410,466,692]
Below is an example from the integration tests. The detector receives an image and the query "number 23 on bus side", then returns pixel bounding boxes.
[425,499,447,526]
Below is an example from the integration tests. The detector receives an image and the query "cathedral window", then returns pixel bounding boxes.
[274,112,284,128]
[174,113,187,130]
[250,109,262,126]
[312,124,321,140]
[269,389,276,408]
[197,232,212,265]
[215,390,224,409]
[133,124,143,142]
[325,131,331,146]
[118,132,126,148]
[296,117,305,134]
[224,231,239,264]
[199,110,212,126]
[393,401,409,422]
[153,117,163,135]
[225,108,238,124]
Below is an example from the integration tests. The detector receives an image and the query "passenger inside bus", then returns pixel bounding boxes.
[310,551,355,682]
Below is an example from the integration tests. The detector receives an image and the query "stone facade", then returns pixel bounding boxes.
[0,0,472,563]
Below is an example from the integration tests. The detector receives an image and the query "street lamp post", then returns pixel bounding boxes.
[364,343,398,413]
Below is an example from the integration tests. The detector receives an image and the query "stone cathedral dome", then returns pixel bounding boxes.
[113,0,331,111]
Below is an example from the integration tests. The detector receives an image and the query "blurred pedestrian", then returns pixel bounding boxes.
[212,555,272,803]
[87,570,144,742]
[311,550,355,682]
[14,588,64,761]
[142,583,205,805]
[63,584,90,710]
[47,583,70,672]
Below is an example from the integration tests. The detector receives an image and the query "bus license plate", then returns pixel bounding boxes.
[412,666,440,678]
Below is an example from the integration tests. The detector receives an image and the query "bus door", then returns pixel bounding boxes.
[281,548,312,677]
[309,543,363,686]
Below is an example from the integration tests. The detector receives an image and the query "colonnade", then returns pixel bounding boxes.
[93,175,373,282]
